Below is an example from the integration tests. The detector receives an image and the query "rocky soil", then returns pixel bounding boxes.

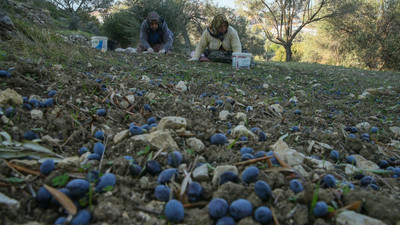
[1,2,400,225]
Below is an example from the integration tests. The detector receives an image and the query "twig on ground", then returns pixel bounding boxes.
[3,159,38,176]
[271,208,280,225]
[98,135,111,172]
[183,201,208,208]
[235,156,273,166]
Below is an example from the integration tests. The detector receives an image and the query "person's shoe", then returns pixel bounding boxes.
[199,56,209,62]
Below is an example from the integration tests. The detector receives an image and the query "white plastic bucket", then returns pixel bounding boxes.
[91,36,108,52]
[232,53,252,69]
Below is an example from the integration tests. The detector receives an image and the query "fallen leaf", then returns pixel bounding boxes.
[44,184,77,215]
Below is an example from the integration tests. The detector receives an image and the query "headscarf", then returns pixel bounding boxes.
[146,11,162,28]
[209,14,229,41]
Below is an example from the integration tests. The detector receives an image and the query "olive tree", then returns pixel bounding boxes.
[49,0,114,13]
[238,0,355,61]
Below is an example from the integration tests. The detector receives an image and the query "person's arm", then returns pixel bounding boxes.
[139,21,151,50]
[230,27,242,53]
[192,30,210,60]
[161,23,173,51]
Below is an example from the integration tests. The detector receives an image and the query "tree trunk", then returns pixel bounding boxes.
[284,43,293,62]
[182,26,192,55]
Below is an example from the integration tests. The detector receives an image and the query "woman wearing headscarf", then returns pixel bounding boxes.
[137,11,173,54]
[189,14,242,62]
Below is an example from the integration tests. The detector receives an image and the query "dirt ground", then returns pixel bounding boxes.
[1,45,400,225]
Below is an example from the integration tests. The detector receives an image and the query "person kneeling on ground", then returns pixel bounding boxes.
[189,14,242,63]
[137,11,173,54]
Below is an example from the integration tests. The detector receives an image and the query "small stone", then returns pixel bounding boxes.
[219,110,230,120]
[30,110,43,120]
[192,164,209,182]
[337,210,386,225]
[186,138,205,153]
[175,81,187,92]
[235,112,247,122]
[113,130,129,144]
[212,165,238,185]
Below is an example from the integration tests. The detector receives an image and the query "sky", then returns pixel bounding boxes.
[214,0,238,9]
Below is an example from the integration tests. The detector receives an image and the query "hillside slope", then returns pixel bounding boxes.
[1,1,400,225]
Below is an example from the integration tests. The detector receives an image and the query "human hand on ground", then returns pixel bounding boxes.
[159,49,166,54]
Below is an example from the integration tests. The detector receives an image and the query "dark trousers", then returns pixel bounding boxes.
[137,43,164,53]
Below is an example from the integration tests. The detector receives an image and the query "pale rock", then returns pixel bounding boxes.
[114,130,129,144]
[147,130,178,150]
[296,90,306,98]
[192,164,209,182]
[141,75,151,82]
[0,88,23,106]
[235,88,246,96]
[140,176,149,189]
[266,75,272,79]
[122,212,130,219]
[1,116,13,125]
[257,101,265,107]
[175,81,187,92]
[145,93,156,101]
[58,157,80,171]
[352,154,379,170]
[285,76,292,80]
[138,212,151,222]
[312,83,321,88]
[0,192,20,210]
[235,112,247,122]
[389,126,400,136]
[293,165,308,178]
[124,47,137,54]
[212,165,238,185]
[186,137,205,153]
[289,96,298,103]
[75,98,82,104]
[50,106,61,116]
[53,64,63,70]
[11,126,18,132]
[350,93,355,98]
[344,164,358,175]
[79,152,91,164]
[219,110,230,120]
[263,83,269,89]
[270,104,284,114]
[157,116,187,131]
[275,149,305,167]
[130,134,149,145]
[126,95,135,104]
[41,135,61,146]
[120,101,129,109]
[30,109,43,120]
[29,95,41,101]
[336,210,386,225]
[358,91,370,99]
[270,139,290,152]
[303,157,334,171]
[356,122,371,130]
[231,125,257,140]
[22,222,43,225]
